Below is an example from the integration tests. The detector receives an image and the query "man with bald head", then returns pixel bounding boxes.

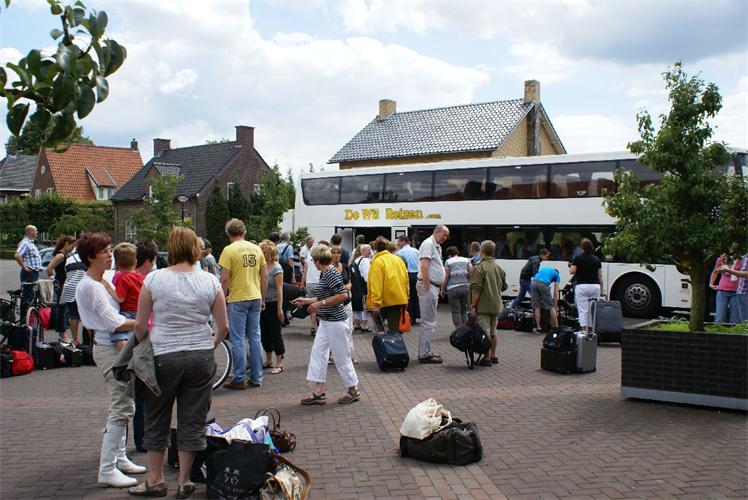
[15,224,42,316]
[416,225,450,363]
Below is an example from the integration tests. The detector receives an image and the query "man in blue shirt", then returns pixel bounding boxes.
[530,267,561,333]
[396,235,421,322]
[14,224,42,317]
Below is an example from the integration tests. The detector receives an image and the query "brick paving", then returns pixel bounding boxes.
[1,307,746,499]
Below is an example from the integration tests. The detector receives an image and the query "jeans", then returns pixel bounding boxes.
[736,294,748,323]
[715,290,741,324]
[20,269,39,308]
[228,299,263,384]
[510,278,532,310]
[447,286,469,328]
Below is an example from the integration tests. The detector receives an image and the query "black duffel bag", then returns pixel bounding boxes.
[449,317,492,369]
[542,326,575,351]
[400,419,482,466]
[207,440,274,499]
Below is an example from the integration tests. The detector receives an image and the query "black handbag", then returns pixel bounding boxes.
[207,440,274,499]
[542,326,575,351]
[400,419,483,466]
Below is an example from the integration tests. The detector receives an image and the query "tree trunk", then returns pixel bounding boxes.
[689,262,707,332]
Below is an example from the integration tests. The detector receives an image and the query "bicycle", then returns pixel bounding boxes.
[0,282,44,351]
[212,334,232,391]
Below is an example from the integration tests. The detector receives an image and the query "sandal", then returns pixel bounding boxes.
[263,362,273,369]
[270,366,283,374]
[176,482,196,499]
[476,356,492,367]
[491,357,499,364]
[128,481,167,497]
[338,390,361,404]
[301,392,327,405]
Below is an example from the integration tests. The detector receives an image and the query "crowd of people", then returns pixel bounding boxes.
[11,221,748,496]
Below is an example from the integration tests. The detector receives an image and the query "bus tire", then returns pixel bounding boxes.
[613,274,661,319]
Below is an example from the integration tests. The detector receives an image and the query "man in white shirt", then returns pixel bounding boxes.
[416,225,450,363]
[299,236,314,272]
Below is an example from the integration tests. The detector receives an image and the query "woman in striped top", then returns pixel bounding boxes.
[60,249,86,344]
[292,245,360,405]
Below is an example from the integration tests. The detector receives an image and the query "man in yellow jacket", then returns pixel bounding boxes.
[367,236,410,334]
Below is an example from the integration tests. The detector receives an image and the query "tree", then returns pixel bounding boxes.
[227,182,251,223]
[127,174,182,248]
[1,0,127,149]
[204,182,230,259]
[6,119,93,155]
[603,63,748,331]
[289,227,310,250]
[244,166,295,242]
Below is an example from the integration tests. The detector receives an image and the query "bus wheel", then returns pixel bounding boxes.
[613,274,661,319]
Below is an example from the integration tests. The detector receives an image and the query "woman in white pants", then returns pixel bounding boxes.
[331,245,356,363]
[569,238,604,332]
[74,233,145,488]
[293,245,360,406]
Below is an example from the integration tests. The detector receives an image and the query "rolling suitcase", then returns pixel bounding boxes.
[590,297,624,343]
[574,331,597,373]
[372,328,409,371]
[541,347,577,374]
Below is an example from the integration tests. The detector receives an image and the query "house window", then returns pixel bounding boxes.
[253,183,261,194]
[47,187,55,195]
[35,189,42,198]
[226,182,235,199]
[0,195,7,204]
[97,186,113,200]
[148,185,154,200]
[124,221,137,241]
[41,165,46,175]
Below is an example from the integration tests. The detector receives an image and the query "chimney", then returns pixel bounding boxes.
[524,80,541,155]
[378,99,396,120]
[153,138,171,156]
[235,125,254,149]
[130,138,138,151]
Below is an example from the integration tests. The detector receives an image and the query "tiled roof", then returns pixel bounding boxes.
[153,162,182,176]
[111,142,243,201]
[0,154,37,192]
[43,144,143,202]
[329,99,537,163]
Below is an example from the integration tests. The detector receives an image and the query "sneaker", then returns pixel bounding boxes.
[301,393,327,405]
[418,354,443,364]
[338,390,361,405]
[248,380,261,388]
[223,379,247,390]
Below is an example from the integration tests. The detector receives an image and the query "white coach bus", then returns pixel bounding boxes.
[295,150,747,318]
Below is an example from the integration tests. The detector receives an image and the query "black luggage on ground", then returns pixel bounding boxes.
[3,324,33,354]
[35,341,59,370]
[512,309,534,332]
[46,342,67,368]
[61,342,83,367]
[400,419,483,465]
[206,441,273,499]
[79,344,95,366]
[372,330,409,371]
[590,298,624,343]
[449,319,492,369]
[1,349,13,378]
[541,347,577,374]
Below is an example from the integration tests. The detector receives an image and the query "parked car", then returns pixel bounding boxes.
[39,247,54,280]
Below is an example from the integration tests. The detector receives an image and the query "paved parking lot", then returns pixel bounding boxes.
[1,307,746,499]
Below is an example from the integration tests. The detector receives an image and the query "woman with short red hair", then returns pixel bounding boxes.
[74,232,145,488]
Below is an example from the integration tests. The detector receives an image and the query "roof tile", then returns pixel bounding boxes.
[0,154,37,192]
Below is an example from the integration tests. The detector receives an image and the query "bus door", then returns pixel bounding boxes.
[335,227,355,253]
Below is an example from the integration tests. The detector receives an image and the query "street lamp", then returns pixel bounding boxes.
[177,195,188,222]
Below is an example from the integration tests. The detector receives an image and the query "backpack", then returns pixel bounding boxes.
[542,326,576,351]
[449,319,492,369]
[277,242,293,265]
[349,257,367,302]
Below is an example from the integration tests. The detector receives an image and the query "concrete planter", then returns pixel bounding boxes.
[621,322,748,411]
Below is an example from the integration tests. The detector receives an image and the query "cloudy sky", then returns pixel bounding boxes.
[1,0,746,176]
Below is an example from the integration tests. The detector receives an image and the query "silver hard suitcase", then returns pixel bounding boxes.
[574,297,599,373]
[575,331,597,372]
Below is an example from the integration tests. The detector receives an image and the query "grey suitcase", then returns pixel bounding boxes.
[574,331,597,373]
[590,297,624,343]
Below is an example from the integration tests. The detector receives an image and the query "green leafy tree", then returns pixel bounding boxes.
[227,182,251,224]
[245,166,295,241]
[603,63,748,332]
[51,210,110,236]
[1,0,127,149]
[289,227,310,250]
[127,174,182,248]
[204,182,230,258]
[6,119,93,155]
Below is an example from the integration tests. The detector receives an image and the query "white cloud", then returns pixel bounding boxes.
[553,114,638,153]
[713,75,748,148]
[504,41,579,83]
[158,68,199,95]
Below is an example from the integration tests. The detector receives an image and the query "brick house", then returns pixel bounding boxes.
[111,125,268,241]
[0,153,37,203]
[329,80,565,169]
[30,143,143,202]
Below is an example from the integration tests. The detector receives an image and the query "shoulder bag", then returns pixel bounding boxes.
[255,408,297,453]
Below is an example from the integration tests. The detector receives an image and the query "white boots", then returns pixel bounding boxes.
[117,431,147,474]
[97,424,145,488]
